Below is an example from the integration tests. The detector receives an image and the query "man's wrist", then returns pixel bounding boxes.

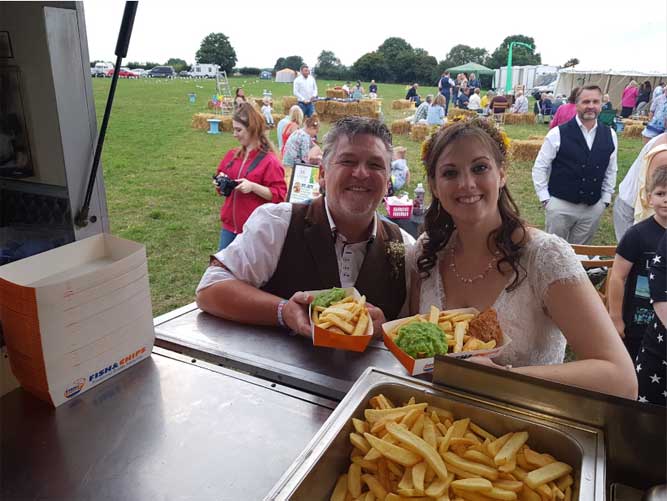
[277,299,289,328]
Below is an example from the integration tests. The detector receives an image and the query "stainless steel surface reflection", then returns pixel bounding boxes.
[1,347,335,501]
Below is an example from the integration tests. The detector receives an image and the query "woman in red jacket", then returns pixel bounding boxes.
[214,103,286,250]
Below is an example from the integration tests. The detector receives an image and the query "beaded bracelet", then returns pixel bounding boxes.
[277,299,289,328]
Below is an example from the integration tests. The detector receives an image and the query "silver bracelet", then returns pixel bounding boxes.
[277,299,289,328]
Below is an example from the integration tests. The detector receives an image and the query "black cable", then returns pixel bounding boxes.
[75,1,138,227]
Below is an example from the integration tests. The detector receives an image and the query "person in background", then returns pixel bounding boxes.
[654,81,665,99]
[280,105,304,156]
[390,146,410,193]
[411,117,636,399]
[282,116,320,168]
[489,92,509,114]
[551,94,566,115]
[276,106,297,151]
[538,93,553,122]
[234,88,246,109]
[406,83,421,106]
[642,87,667,144]
[532,85,617,245]
[411,94,432,124]
[511,90,528,113]
[621,80,639,118]
[342,81,351,96]
[613,133,667,241]
[293,64,318,118]
[636,230,667,406]
[549,87,579,129]
[602,94,613,111]
[196,117,415,337]
[438,71,454,115]
[351,81,364,100]
[481,90,494,114]
[468,72,480,91]
[427,93,446,125]
[636,81,652,116]
[261,97,274,128]
[213,103,286,250]
[609,155,667,364]
[456,87,470,109]
[369,80,378,98]
[468,88,482,113]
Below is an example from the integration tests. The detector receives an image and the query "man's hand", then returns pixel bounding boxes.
[235,178,255,194]
[612,316,626,338]
[366,303,387,338]
[282,291,313,337]
[541,199,550,208]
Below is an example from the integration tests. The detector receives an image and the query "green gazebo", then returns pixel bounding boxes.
[445,62,495,77]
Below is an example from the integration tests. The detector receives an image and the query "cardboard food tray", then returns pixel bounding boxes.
[307,287,373,352]
[382,307,511,375]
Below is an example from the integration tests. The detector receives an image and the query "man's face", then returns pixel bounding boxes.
[301,66,310,78]
[323,134,390,225]
[576,89,602,121]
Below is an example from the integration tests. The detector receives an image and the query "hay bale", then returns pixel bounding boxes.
[315,100,329,116]
[271,113,285,124]
[447,108,478,120]
[346,102,360,116]
[509,140,543,161]
[358,100,375,115]
[623,124,644,137]
[623,119,644,127]
[192,113,223,130]
[283,96,298,114]
[504,113,535,125]
[326,88,347,98]
[392,99,414,110]
[410,123,429,142]
[527,135,545,140]
[391,120,412,136]
[220,116,233,132]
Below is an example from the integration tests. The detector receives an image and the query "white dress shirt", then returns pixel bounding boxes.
[532,115,618,204]
[292,74,318,103]
[197,200,414,298]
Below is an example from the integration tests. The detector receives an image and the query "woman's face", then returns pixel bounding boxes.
[431,135,506,228]
[232,120,251,147]
[306,125,319,137]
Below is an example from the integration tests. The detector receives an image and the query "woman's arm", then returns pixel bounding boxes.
[514,278,637,399]
[607,255,633,337]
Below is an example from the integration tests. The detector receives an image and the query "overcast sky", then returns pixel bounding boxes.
[83,0,667,74]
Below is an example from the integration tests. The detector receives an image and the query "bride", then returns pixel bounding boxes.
[410,118,636,399]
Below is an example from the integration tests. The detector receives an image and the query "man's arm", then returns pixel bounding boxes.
[601,130,619,204]
[532,128,560,204]
[293,77,306,102]
[312,78,318,100]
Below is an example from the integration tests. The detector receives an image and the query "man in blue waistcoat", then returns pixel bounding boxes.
[532,85,618,244]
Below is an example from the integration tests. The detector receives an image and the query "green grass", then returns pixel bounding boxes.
[93,77,644,315]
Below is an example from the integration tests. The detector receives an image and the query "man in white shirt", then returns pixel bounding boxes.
[532,85,618,244]
[511,91,529,113]
[196,117,414,337]
[292,64,318,118]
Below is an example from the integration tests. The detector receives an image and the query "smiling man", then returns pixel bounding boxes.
[196,117,414,336]
[532,85,618,244]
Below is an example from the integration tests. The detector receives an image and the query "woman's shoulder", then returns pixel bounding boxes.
[522,228,573,256]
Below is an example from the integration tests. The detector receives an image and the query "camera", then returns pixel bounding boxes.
[213,175,239,197]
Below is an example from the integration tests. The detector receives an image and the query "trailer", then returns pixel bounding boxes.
[190,62,219,78]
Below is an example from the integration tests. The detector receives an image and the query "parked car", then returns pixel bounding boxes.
[93,61,114,77]
[105,68,139,78]
[148,66,176,78]
[179,70,192,78]
[130,68,147,77]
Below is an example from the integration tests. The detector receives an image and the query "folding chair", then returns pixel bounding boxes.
[492,101,508,125]
[571,244,617,306]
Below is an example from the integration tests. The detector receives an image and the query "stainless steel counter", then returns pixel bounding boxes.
[154,303,408,400]
[0,347,336,501]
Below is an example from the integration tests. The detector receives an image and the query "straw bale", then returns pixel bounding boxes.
[315,100,329,116]
[623,119,644,127]
[527,135,545,140]
[410,123,429,142]
[326,88,347,98]
[391,120,412,136]
[447,108,478,120]
[504,113,535,125]
[192,113,223,130]
[220,116,233,131]
[509,139,543,161]
[283,96,298,114]
[623,124,644,138]
[358,100,375,115]
[271,113,285,123]
[346,102,360,116]
[392,99,414,110]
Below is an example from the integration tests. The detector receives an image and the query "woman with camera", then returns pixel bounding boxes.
[214,103,286,250]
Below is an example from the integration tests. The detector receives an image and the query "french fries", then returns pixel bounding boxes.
[331,395,576,501]
[312,291,371,337]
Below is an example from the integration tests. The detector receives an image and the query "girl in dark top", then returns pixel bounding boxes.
[636,81,652,116]
[609,161,667,363]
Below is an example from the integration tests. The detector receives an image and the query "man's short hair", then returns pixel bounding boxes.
[321,117,393,169]
[300,64,309,71]
[575,85,603,102]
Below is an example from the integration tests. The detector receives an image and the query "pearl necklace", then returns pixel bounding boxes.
[448,245,501,284]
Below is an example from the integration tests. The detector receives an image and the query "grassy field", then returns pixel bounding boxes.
[92,77,644,316]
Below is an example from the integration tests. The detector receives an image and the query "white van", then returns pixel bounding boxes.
[191,63,219,78]
[93,62,114,77]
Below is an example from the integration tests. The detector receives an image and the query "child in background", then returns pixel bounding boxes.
[261,97,274,128]
[389,146,410,194]
[609,149,667,364]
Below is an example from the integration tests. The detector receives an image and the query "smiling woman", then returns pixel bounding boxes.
[410,117,638,400]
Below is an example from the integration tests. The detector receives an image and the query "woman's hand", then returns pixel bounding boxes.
[366,303,387,338]
[282,291,314,337]
[234,178,255,194]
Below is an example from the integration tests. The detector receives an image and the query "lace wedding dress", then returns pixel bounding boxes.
[413,230,588,367]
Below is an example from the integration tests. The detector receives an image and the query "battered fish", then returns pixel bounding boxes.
[468,308,503,345]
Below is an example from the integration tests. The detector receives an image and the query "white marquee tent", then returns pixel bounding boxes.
[275,68,297,83]
[554,69,667,107]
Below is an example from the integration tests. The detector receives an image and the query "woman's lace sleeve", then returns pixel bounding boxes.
[528,233,589,304]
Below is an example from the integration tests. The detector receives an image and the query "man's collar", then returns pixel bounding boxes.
[324,197,377,243]
[575,114,597,132]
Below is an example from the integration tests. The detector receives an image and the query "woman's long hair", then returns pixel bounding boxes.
[417,118,528,291]
[232,102,276,158]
